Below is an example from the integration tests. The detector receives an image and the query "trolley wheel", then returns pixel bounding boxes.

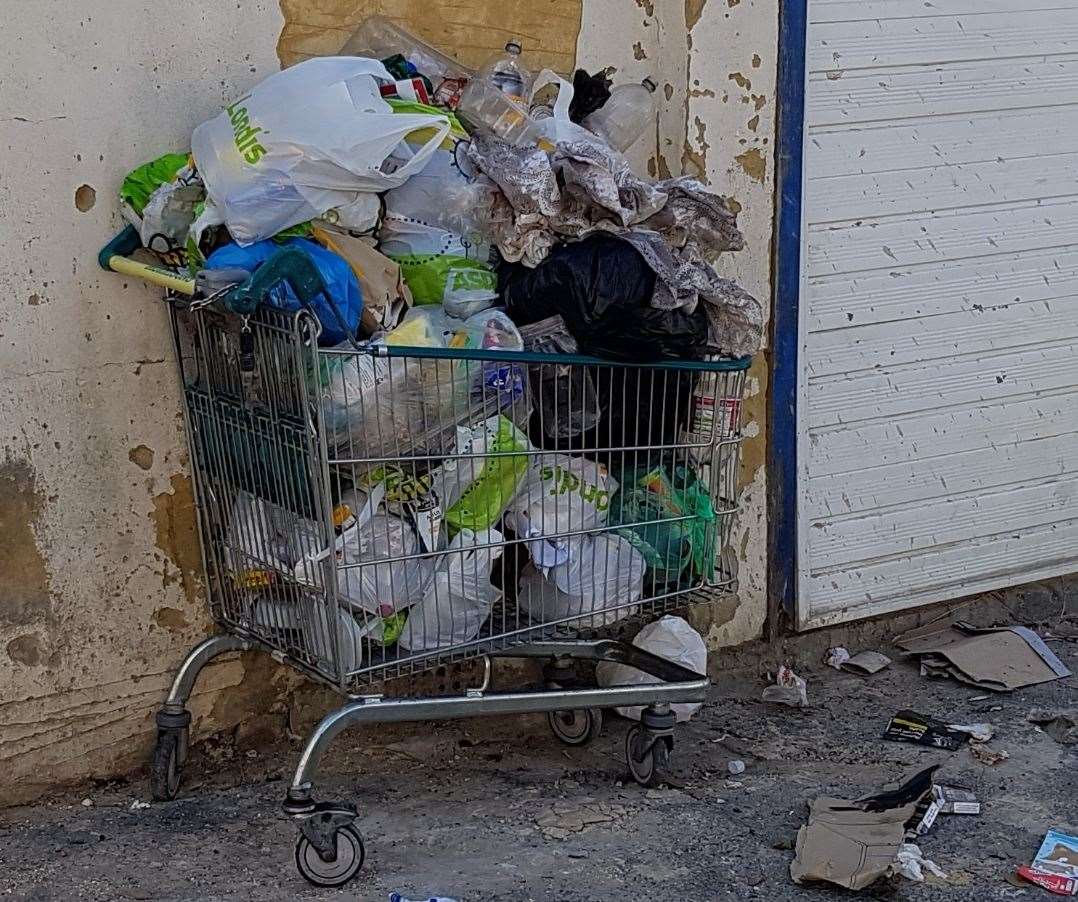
[625,725,671,787]
[150,729,184,801]
[548,708,603,746]
[295,823,365,888]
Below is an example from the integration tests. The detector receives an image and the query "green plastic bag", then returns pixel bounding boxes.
[119,152,190,216]
[444,416,530,535]
[611,464,718,590]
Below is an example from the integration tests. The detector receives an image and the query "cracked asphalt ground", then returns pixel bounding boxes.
[2,623,1076,901]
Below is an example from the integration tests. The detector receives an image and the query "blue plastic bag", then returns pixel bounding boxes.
[205,237,363,346]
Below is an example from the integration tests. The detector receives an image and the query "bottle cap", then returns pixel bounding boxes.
[642,76,658,92]
[505,40,522,54]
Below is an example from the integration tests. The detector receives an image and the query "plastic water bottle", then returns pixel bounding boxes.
[485,40,531,103]
[458,41,542,145]
[582,77,658,151]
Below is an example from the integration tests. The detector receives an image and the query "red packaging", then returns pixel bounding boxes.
[379,78,431,105]
[1017,867,1078,896]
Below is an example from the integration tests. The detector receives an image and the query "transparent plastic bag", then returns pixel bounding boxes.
[251,592,368,672]
[225,490,323,574]
[339,15,474,108]
[379,101,498,306]
[398,527,505,651]
[517,532,644,628]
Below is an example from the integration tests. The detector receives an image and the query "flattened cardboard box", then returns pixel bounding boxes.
[895,620,1071,691]
[790,798,919,890]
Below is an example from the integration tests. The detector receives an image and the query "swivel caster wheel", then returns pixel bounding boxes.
[625,724,673,787]
[294,804,365,888]
[150,729,186,801]
[150,708,191,802]
[548,707,603,746]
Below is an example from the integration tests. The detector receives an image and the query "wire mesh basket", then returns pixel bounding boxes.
[173,303,749,693]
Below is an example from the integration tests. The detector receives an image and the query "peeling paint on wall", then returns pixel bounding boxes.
[735,147,766,183]
[738,356,769,493]
[728,71,751,90]
[150,474,201,606]
[128,444,154,470]
[685,0,708,31]
[276,0,584,72]
[0,456,52,629]
[152,606,190,633]
[6,634,44,667]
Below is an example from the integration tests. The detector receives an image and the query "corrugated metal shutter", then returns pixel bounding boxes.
[797,0,1078,628]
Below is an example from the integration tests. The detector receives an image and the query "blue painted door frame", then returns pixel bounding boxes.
[767,0,807,632]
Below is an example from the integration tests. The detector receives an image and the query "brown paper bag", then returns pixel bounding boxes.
[312,224,412,336]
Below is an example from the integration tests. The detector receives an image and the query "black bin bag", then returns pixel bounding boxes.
[497,233,710,363]
[499,234,703,457]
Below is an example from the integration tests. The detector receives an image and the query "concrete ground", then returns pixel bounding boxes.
[2,604,1076,901]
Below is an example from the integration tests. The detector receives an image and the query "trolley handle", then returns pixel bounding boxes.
[97,229,349,337]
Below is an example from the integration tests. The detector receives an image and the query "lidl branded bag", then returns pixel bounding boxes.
[192,57,451,245]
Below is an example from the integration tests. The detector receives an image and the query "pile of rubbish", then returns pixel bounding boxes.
[115,18,758,660]
[118,15,762,361]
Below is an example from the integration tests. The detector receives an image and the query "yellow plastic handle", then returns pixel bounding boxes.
[106,255,196,295]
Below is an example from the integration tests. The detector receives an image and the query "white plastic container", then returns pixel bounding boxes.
[582,77,658,152]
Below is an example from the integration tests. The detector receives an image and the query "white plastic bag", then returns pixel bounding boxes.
[596,615,707,723]
[529,69,598,146]
[293,483,432,617]
[225,490,323,573]
[517,532,644,628]
[192,57,451,245]
[398,527,504,651]
[252,593,368,672]
[505,456,617,565]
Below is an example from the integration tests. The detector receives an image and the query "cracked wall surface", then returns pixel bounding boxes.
[1,0,777,801]
[0,1,287,804]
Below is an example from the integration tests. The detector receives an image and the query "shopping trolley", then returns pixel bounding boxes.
[100,230,750,887]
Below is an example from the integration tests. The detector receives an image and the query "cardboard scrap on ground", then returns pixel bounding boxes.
[826,648,892,675]
[789,766,937,890]
[842,650,892,675]
[894,619,1072,691]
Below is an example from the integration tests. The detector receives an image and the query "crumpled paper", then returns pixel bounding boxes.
[895,843,947,882]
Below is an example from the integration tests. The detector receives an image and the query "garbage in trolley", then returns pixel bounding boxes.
[100,18,761,889]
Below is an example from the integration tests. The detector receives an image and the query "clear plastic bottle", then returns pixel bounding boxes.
[458,41,540,145]
[484,40,532,103]
[582,76,658,151]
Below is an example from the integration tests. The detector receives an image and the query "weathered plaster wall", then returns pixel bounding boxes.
[1,0,777,801]
[0,1,287,803]
[577,0,778,647]
[685,0,778,647]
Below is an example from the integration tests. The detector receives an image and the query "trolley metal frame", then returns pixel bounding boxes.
[149,296,750,888]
